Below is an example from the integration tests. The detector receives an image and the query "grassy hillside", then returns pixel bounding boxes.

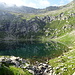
[42,15,75,41]
[40,1,75,74]
[48,30,75,75]
[37,0,75,17]
[0,1,75,41]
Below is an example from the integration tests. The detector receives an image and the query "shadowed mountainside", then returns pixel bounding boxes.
[0,0,75,40]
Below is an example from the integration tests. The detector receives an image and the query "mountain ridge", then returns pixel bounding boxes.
[0,0,75,40]
[0,0,74,15]
[0,2,65,14]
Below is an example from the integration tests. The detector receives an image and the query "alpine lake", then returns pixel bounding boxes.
[0,40,69,63]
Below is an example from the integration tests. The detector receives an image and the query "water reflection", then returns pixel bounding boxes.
[0,41,69,61]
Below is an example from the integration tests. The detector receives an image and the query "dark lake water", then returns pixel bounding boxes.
[0,41,69,62]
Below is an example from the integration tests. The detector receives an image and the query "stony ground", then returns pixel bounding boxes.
[0,56,56,75]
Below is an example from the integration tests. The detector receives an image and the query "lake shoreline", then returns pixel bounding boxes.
[0,56,55,75]
[0,47,75,75]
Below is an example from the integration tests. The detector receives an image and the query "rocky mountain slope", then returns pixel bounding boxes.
[0,0,75,40]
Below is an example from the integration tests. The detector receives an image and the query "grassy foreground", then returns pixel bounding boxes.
[0,65,32,75]
[49,30,75,75]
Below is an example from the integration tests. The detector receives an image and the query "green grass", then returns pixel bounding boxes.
[0,65,32,75]
[54,30,75,48]
[9,66,32,75]
[0,66,14,75]
[49,30,75,75]
[49,49,75,75]
[42,15,75,41]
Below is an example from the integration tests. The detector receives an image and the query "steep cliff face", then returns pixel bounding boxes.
[0,11,46,40]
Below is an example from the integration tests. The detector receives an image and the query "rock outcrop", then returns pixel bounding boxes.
[0,56,55,75]
[0,11,75,40]
[0,12,46,40]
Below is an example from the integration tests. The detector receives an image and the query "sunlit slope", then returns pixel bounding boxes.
[0,0,75,40]
[38,0,75,17]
